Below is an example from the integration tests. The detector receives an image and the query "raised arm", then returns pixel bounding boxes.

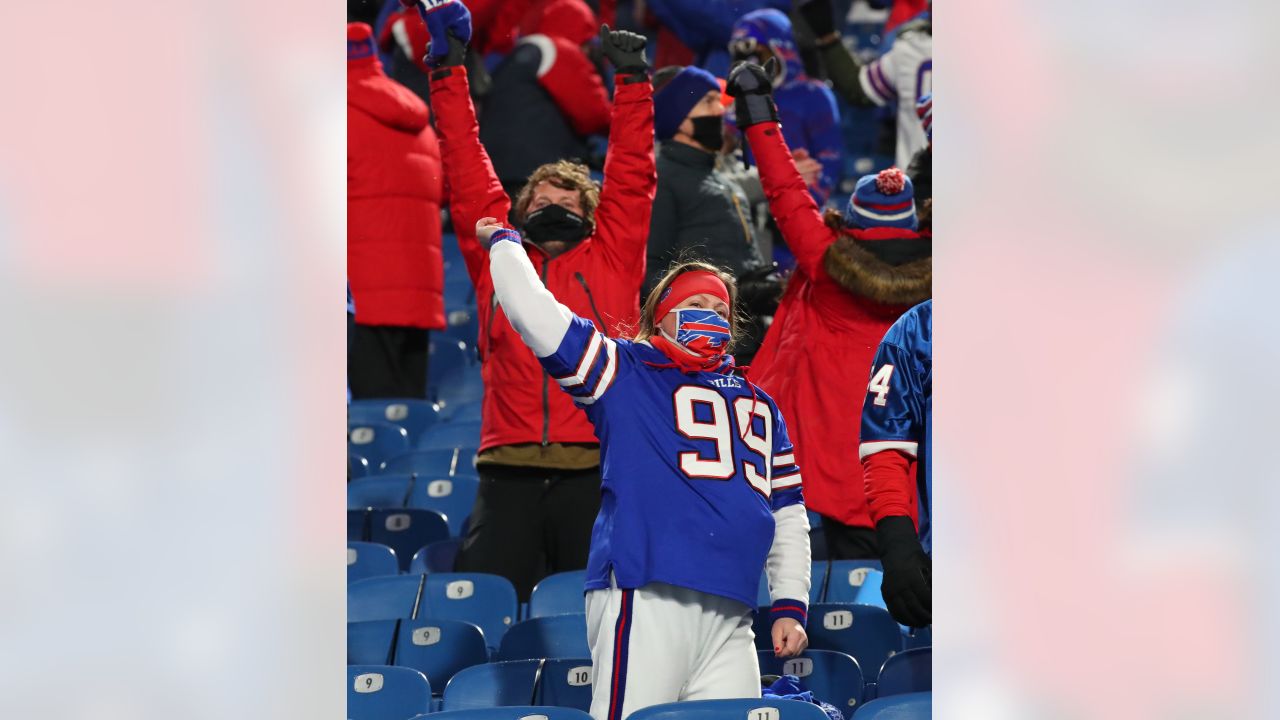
[483,221,622,407]
[795,0,877,106]
[415,0,511,285]
[588,25,657,280]
[727,60,838,280]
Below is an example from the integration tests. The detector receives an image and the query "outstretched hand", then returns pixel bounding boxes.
[402,0,471,67]
[598,23,648,75]
[476,217,518,248]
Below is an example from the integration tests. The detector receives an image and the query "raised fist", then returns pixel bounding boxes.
[402,0,472,67]
[726,59,780,129]
[598,23,648,76]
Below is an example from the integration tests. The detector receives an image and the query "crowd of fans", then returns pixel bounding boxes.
[348,0,932,610]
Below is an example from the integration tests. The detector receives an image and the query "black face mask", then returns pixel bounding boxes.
[523,204,588,245]
[688,115,725,153]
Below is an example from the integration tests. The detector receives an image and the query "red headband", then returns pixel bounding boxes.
[654,271,731,321]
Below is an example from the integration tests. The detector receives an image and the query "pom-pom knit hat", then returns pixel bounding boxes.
[843,167,918,230]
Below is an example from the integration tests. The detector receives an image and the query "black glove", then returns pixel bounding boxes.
[876,515,931,628]
[599,24,648,77]
[726,58,780,129]
[795,0,838,42]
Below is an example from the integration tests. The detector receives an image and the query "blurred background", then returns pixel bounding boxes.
[0,0,1274,717]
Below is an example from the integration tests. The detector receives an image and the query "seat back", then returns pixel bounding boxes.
[875,647,931,698]
[804,604,904,691]
[394,618,490,693]
[349,420,410,469]
[410,538,462,573]
[349,575,427,623]
[348,541,399,584]
[496,613,590,661]
[366,508,451,571]
[851,691,930,719]
[442,660,541,711]
[535,658,594,712]
[627,698,833,720]
[406,474,478,536]
[348,664,431,720]
[418,421,484,451]
[428,706,593,720]
[349,399,441,445]
[528,570,587,618]
[422,573,519,651]
[348,475,416,509]
[757,650,863,718]
[821,561,883,604]
[347,620,397,665]
[381,449,476,478]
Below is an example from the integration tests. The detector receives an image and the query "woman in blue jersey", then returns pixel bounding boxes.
[477,217,812,720]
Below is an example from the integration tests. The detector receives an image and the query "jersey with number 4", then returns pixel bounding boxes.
[539,315,805,609]
[860,299,932,552]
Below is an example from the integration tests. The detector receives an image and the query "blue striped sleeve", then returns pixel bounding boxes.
[770,408,804,511]
[539,315,620,406]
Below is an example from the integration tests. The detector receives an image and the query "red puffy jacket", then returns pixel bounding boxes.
[348,51,445,329]
[746,123,926,528]
[431,67,655,452]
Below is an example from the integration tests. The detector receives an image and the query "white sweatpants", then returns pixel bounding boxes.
[585,577,761,720]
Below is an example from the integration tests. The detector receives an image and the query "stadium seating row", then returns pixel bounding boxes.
[349,662,931,720]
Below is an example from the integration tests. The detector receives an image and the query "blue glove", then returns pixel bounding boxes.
[402,0,472,67]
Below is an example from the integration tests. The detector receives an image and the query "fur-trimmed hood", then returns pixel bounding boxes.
[822,227,931,305]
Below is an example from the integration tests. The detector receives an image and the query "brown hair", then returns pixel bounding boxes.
[821,207,844,230]
[917,198,932,233]
[512,160,602,235]
[634,258,743,349]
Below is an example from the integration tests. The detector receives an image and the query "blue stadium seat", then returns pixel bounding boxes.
[422,573,519,651]
[441,310,481,347]
[348,620,397,666]
[852,692,930,719]
[418,421,484,451]
[381,448,478,478]
[758,564,826,606]
[351,452,370,479]
[875,647,930,698]
[350,420,411,470]
[445,401,483,424]
[366,508,451,571]
[349,572,517,649]
[349,399,442,445]
[429,338,471,388]
[628,698,832,720]
[394,618,490,693]
[496,613,590,661]
[349,664,432,720]
[349,509,370,542]
[757,650,863,718]
[822,561,884,603]
[348,541,400,584]
[443,660,541,711]
[348,474,479,536]
[350,575,427,623]
[802,604,904,690]
[435,369,484,408]
[444,276,477,312]
[428,706,593,720]
[851,570,885,610]
[535,658,594,712]
[528,570,587,618]
[807,510,824,529]
[903,627,930,650]
[410,538,463,573]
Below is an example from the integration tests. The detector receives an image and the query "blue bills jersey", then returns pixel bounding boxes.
[539,314,805,609]
[860,300,932,553]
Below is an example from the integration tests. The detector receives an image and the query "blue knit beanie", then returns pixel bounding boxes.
[654,66,721,141]
[843,168,918,230]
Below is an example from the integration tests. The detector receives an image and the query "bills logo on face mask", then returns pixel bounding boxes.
[673,308,730,355]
